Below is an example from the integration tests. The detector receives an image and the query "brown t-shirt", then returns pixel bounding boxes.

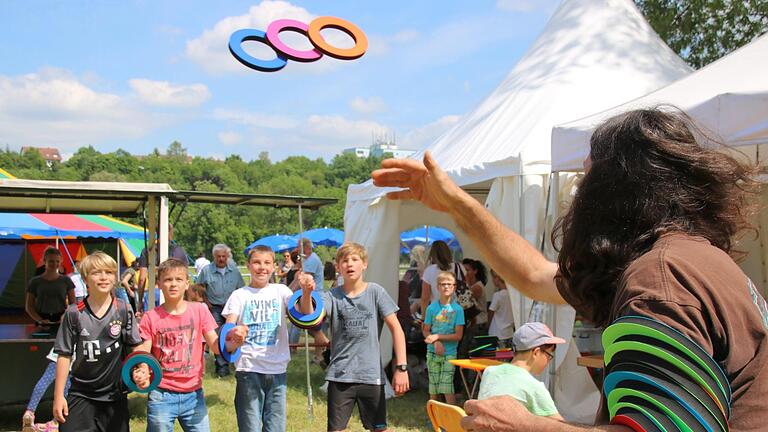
[563,233,768,431]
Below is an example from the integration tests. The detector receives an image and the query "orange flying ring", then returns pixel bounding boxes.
[307,16,368,60]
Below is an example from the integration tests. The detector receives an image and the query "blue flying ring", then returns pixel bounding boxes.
[219,322,242,363]
[288,290,324,323]
[122,352,162,394]
[228,29,287,72]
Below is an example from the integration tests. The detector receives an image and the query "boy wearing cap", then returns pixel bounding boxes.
[477,322,565,420]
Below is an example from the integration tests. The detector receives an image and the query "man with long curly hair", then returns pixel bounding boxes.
[372,108,768,432]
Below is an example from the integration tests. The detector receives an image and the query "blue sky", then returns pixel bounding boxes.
[0,0,559,161]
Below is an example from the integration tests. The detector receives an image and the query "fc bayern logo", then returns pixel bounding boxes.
[110,324,121,337]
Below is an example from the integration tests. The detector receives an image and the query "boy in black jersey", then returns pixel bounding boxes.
[52,251,142,432]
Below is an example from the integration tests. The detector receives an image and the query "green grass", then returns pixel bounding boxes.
[126,352,431,432]
[0,351,431,431]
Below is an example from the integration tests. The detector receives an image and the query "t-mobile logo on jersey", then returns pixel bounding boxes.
[82,340,101,362]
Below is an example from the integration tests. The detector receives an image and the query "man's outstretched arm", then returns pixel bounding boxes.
[372,152,564,304]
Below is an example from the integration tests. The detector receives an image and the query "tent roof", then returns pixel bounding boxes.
[0,178,337,215]
[551,34,768,172]
[349,0,691,202]
[0,213,145,240]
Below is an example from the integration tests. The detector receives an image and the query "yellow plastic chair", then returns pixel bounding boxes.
[426,400,467,432]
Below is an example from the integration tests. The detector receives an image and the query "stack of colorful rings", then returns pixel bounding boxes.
[121,351,162,394]
[286,290,325,331]
[219,322,243,363]
[602,316,731,432]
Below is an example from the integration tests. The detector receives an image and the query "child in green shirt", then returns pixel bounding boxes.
[478,322,565,419]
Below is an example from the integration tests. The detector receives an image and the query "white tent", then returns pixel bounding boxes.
[345,0,690,421]
[551,33,768,298]
[552,33,768,172]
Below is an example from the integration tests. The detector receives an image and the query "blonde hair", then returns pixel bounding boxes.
[247,245,275,262]
[157,258,189,280]
[335,242,368,263]
[79,251,117,278]
[436,271,456,285]
[409,245,427,274]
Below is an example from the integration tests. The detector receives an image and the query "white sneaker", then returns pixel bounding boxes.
[22,410,35,432]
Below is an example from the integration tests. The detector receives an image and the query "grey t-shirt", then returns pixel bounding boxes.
[322,282,398,385]
[27,275,75,316]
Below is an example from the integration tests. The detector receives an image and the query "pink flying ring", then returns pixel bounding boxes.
[266,19,323,62]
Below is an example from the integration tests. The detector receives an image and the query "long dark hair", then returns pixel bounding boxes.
[462,258,488,285]
[428,240,453,271]
[553,108,759,327]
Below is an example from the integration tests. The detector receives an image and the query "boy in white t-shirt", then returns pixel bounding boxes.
[222,245,293,432]
[487,269,516,345]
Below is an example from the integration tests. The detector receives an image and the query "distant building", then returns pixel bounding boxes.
[343,147,371,158]
[343,135,416,159]
[21,146,62,165]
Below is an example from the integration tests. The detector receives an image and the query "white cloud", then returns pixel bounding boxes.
[400,115,461,150]
[129,79,211,107]
[213,108,298,129]
[0,69,165,150]
[186,1,315,74]
[349,96,387,114]
[218,131,242,146]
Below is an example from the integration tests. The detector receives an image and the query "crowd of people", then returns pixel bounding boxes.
[16,108,768,432]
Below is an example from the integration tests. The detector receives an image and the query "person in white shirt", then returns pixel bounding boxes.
[194,252,211,277]
[487,269,516,346]
[222,245,293,432]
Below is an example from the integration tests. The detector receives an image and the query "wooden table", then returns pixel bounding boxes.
[576,354,604,369]
[449,358,502,399]
[0,324,56,404]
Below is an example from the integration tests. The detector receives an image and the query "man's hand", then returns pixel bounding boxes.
[52,395,68,423]
[371,151,463,213]
[461,396,536,431]
[424,334,439,344]
[132,363,151,390]
[392,369,410,395]
[226,325,249,348]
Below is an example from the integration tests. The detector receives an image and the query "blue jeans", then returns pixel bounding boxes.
[234,371,287,432]
[147,388,210,432]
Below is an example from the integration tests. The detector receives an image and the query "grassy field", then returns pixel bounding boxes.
[0,352,432,432]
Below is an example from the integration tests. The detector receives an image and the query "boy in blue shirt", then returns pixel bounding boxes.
[423,271,465,405]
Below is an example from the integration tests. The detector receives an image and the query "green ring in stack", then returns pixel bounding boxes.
[602,316,731,432]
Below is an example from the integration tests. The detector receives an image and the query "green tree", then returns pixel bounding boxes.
[636,0,768,67]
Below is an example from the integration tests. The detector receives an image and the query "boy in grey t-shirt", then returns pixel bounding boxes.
[299,243,409,432]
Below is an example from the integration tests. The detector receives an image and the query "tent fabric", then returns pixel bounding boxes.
[303,228,345,248]
[348,0,691,205]
[551,34,768,172]
[244,234,299,255]
[0,243,24,297]
[345,0,692,420]
[0,213,146,240]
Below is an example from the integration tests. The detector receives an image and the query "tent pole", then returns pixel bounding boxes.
[147,196,158,311]
[298,204,313,418]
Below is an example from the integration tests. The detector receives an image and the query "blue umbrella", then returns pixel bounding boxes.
[303,228,344,247]
[400,226,461,253]
[244,234,297,255]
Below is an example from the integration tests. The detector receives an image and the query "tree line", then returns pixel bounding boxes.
[0,142,385,263]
